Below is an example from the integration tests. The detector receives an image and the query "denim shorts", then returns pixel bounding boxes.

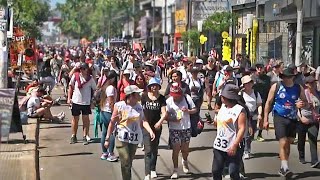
[169,129,191,144]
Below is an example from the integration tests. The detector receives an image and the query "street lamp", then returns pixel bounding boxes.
[197,20,203,55]
[294,0,303,66]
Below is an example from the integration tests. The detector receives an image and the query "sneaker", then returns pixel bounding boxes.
[107,154,118,162]
[144,175,151,180]
[141,145,145,151]
[100,153,108,160]
[83,136,89,145]
[70,135,77,144]
[208,105,212,110]
[86,135,91,142]
[224,174,230,179]
[299,159,306,164]
[182,160,189,173]
[170,171,179,179]
[243,152,251,160]
[256,136,265,142]
[150,171,157,178]
[278,168,293,177]
[239,173,246,179]
[311,161,320,168]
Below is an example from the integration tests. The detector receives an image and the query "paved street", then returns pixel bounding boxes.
[39,79,320,180]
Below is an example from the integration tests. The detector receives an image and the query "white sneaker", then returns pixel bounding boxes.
[224,174,231,179]
[170,171,178,179]
[243,152,250,160]
[144,175,151,180]
[182,159,189,173]
[151,171,157,178]
[107,154,118,162]
[86,135,91,142]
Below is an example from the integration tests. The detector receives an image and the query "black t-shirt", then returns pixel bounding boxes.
[205,66,217,84]
[141,93,167,127]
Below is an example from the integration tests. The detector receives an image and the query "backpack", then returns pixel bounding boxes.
[122,60,130,70]
[215,71,223,88]
[184,95,204,137]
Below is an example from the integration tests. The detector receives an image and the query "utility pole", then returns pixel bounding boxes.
[152,0,155,52]
[164,0,167,52]
[0,5,8,88]
[255,0,259,62]
[294,0,303,66]
[187,0,192,57]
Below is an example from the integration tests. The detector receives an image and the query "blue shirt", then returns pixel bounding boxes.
[273,83,300,120]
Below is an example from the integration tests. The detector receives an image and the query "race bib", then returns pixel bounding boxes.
[213,129,234,152]
[117,128,141,144]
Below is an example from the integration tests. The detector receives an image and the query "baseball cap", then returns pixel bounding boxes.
[169,82,183,97]
[124,85,143,96]
[223,65,233,72]
[123,69,131,75]
[195,59,203,64]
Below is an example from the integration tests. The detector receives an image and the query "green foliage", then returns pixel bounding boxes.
[57,0,143,41]
[0,0,51,39]
[203,11,238,33]
[181,28,200,53]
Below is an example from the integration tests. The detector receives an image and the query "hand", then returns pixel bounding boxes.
[227,144,238,156]
[263,121,269,130]
[104,140,110,149]
[67,99,71,105]
[154,122,162,130]
[296,100,305,109]
[149,131,155,141]
[181,106,188,112]
[258,114,263,122]
[248,127,253,136]
[212,90,217,97]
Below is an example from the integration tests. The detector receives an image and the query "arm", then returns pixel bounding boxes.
[69,67,77,78]
[228,111,246,156]
[155,106,168,128]
[105,106,120,142]
[263,83,277,127]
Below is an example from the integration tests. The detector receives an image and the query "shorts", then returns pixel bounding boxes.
[169,129,191,144]
[274,114,297,139]
[71,103,92,116]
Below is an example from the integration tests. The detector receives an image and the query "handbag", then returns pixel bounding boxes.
[184,96,204,137]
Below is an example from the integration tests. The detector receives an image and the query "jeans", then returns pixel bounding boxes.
[212,145,244,180]
[116,139,138,180]
[143,128,162,175]
[297,122,319,164]
[100,111,115,154]
[244,120,258,153]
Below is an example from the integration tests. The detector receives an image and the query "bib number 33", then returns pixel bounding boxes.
[214,137,228,149]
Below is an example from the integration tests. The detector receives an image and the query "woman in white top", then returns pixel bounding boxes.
[99,70,118,162]
[212,84,247,180]
[240,75,263,159]
[104,85,155,180]
[110,56,120,75]
[166,83,197,179]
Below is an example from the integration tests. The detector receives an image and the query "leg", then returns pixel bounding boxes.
[206,85,213,109]
[143,129,152,176]
[307,123,319,164]
[150,129,161,171]
[212,149,225,180]
[116,140,132,180]
[169,129,181,169]
[100,114,108,154]
[297,122,307,161]
[82,115,90,137]
[228,146,243,180]
[71,116,80,135]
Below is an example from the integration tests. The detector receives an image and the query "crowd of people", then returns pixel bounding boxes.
[18,45,320,180]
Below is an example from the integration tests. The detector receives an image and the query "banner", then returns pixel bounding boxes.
[0,89,21,140]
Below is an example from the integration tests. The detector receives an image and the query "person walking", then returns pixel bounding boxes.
[297,76,320,168]
[141,78,167,180]
[166,83,197,179]
[264,68,307,177]
[99,70,118,162]
[68,63,97,145]
[212,84,247,180]
[104,85,155,180]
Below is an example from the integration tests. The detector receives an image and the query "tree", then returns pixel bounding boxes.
[203,11,238,32]
[0,0,50,39]
[181,29,200,55]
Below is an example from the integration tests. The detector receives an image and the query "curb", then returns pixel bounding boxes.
[25,118,40,180]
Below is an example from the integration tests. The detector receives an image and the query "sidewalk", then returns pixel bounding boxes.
[0,97,40,180]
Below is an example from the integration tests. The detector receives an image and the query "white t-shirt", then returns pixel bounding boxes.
[242,91,262,120]
[102,85,117,113]
[214,104,243,152]
[121,61,134,71]
[166,95,195,130]
[178,66,188,82]
[69,73,97,105]
[115,101,144,144]
[188,78,202,99]
[27,96,41,116]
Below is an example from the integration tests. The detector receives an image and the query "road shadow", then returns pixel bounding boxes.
[246,172,279,179]
[292,171,320,179]
[89,138,101,143]
[250,152,279,159]
[189,146,212,152]
[41,152,93,158]
[201,128,216,133]
[40,121,70,125]
[134,154,145,159]
[40,125,71,129]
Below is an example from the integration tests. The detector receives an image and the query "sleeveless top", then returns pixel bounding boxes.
[273,83,300,120]
[115,101,144,144]
[214,104,243,152]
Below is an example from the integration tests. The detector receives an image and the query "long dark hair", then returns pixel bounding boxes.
[135,73,147,90]
[224,97,251,121]
[100,70,118,108]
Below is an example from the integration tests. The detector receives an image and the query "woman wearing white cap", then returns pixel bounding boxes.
[104,85,155,180]
[141,77,167,180]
